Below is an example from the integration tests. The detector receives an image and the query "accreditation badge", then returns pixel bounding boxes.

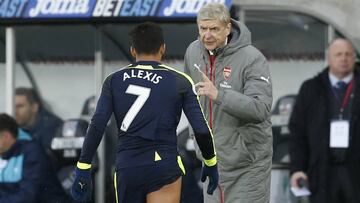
[330,120,349,148]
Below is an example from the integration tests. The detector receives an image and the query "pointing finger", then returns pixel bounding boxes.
[200,71,211,82]
[195,82,205,88]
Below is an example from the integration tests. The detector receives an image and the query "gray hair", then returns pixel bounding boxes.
[197,3,231,25]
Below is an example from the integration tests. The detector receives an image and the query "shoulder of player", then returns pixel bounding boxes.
[158,64,194,85]
[98,64,131,87]
[104,64,133,80]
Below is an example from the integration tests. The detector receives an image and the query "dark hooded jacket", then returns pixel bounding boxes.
[0,130,67,203]
[289,64,360,202]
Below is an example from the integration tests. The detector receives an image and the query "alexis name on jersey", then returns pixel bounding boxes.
[123,69,163,84]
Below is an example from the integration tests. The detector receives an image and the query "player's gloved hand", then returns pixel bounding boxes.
[71,167,92,202]
[201,163,219,195]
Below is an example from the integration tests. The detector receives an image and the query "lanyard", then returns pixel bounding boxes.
[332,79,354,118]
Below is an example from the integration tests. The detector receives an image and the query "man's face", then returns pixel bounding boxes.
[328,39,356,78]
[15,95,38,127]
[0,131,12,154]
[198,19,231,51]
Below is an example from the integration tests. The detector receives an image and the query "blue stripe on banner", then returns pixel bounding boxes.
[0,0,232,19]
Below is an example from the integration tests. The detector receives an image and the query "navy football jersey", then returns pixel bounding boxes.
[79,61,215,169]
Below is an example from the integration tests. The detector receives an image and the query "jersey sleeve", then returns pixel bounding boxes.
[180,74,217,167]
[77,75,114,169]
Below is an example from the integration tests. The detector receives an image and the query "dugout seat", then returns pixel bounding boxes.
[51,118,98,201]
[272,94,297,164]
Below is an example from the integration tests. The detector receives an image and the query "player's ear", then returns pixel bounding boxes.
[159,43,166,56]
[31,102,39,115]
[130,46,137,58]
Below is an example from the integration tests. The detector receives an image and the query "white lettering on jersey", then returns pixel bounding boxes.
[123,72,131,81]
[152,76,162,84]
[143,71,153,80]
[123,70,163,84]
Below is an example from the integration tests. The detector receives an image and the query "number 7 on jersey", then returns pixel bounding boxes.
[121,84,151,131]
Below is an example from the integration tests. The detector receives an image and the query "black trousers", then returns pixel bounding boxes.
[327,165,359,203]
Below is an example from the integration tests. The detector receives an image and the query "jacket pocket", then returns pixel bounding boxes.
[217,130,255,172]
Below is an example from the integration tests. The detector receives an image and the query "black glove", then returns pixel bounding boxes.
[71,167,92,202]
[201,163,219,195]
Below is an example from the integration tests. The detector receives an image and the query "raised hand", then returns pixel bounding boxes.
[195,70,218,100]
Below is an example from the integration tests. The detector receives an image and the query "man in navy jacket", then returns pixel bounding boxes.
[15,87,63,169]
[0,113,67,203]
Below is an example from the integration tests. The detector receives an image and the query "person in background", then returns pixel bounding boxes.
[184,3,273,203]
[0,113,67,203]
[71,22,218,203]
[15,87,63,168]
[290,38,360,203]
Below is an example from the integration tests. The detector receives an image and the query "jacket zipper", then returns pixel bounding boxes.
[207,55,216,129]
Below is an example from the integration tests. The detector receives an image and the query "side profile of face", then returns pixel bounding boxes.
[198,19,231,51]
[328,39,356,79]
[15,95,38,127]
[0,131,14,154]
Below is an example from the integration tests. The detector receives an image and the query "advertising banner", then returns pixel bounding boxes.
[0,0,232,23]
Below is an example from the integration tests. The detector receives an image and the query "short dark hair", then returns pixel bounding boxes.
[0,113,18,138]
[15,87,41,105]
[129,22,164,55]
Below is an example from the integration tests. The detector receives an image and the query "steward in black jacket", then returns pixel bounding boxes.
[290,61,360,203]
